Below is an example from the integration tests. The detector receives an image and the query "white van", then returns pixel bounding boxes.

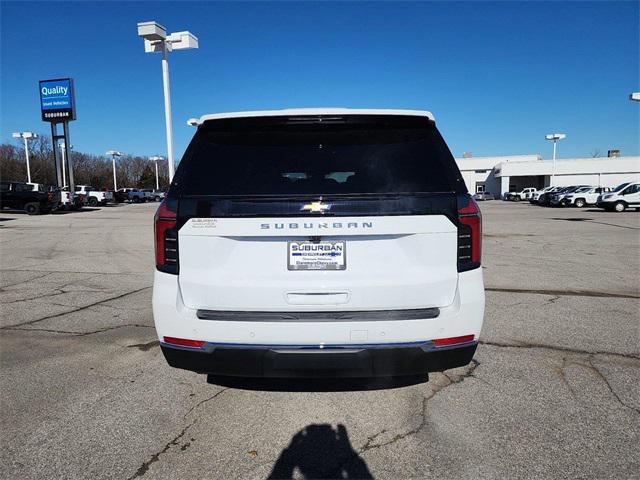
[596,182,640,212]
[152,109,485,378]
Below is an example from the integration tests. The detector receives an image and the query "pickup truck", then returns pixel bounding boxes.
[0,181,55,214]
[142,189,165,202]
[563,186,611,208]
[73,185,113,206]
[118,188,146,203]
[504,187,536,201]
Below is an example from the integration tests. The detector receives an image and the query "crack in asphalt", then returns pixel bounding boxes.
[554,356,640,415]
[1,283,116,304]
[353,360,480,458]
[553,357,579,400]
[0,286,152,330]
[126,388,230,478]
[479,340,639,360]
[183,388,230,418]
[3,324,154,336]
[0,289,68,304]
[0,272,55,290]
[0,268,147,276]
[485,287,639,299]
[126,421,197,480]
[586,356,640,415]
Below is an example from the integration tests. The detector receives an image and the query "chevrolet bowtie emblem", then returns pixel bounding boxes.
[300,201,331,213]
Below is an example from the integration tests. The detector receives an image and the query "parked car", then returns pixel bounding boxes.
[563,186,612,208]
[529,186,557,204]
[118,188,146,203]
[596,182,640,212]
[473,191,495,201]
[142,189,165,202]
[549,185,590,207]
[0,181,55,214]
[538,186,570,206]
[154,108,484,379]
[504,187,536,201]
[73,185,114,206]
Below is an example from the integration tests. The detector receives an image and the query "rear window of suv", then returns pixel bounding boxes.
[173,115,465,197]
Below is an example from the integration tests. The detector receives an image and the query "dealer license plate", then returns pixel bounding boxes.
[287,241,346,270]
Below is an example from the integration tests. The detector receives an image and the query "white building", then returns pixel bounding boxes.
[456,154,640,196]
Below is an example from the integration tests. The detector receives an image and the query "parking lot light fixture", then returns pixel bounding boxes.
[545,133,566,186]
[631,92,640,102]
[149,156,165,190]
[106,150,123,191]
[137,21,199,183]
[12,131,38,183]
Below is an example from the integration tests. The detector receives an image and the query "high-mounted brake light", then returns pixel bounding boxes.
[163,336,205,348]
[432,335,476,347]
[457,194,482,272]
[155,199,179,274]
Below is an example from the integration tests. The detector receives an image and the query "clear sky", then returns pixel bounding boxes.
[1,1,638,160]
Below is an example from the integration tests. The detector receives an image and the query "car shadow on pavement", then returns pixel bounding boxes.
[206,374,427,392]
[267,424,373,480]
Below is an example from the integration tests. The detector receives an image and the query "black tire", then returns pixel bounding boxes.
[24,202,41,215]
[88,197,99,207]
[514,196,520,202]
[574,198,585,208]
[614,201,626,213]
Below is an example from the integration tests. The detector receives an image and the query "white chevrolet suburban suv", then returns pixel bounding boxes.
[153,109,485,379]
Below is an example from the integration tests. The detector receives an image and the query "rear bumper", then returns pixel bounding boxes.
[160,341,477,377]
[153,267,485,377]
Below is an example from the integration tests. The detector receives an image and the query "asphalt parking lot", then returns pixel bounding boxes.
[1,201,638,479]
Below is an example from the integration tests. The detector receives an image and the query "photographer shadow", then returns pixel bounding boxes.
[268,424,373,480]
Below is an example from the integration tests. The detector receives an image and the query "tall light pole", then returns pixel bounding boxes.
[149,156,164,190]
[12,132,38,183]
[137,21,198,183]
[106,150,122,191]
[59,142,73,187]
[545,133,566,186]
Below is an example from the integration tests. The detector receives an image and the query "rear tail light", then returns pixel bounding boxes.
[155,198,179,274]
[457,194,482,272]
[163,336,204,348]
[432,334,476,347]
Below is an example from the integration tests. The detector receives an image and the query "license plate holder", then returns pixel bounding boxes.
[288,240,346,271]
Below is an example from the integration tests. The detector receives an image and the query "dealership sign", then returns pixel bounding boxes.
[39,78,76,122]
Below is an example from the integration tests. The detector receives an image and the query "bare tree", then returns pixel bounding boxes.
[1,136,171,190]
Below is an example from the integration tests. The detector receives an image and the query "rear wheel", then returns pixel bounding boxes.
[614,201,626,212]
[574,198,585,208]
[514,196,520,202]
[24,202,41,215]
[88,197,99,207]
